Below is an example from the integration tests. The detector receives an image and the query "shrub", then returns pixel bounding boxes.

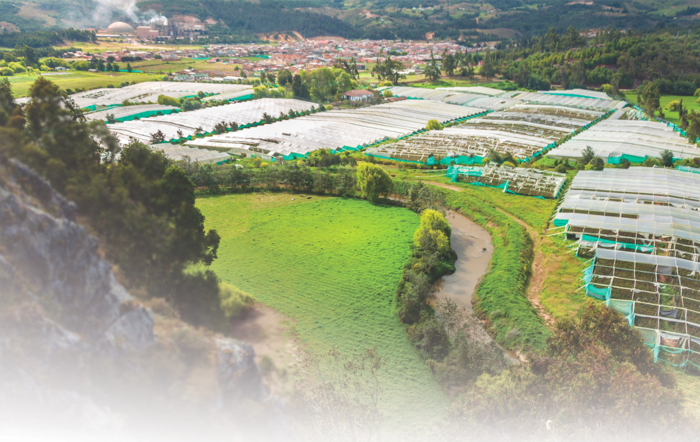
[0,67,13,76]
[157,94,180,107]
[502,161,516,168]
[554,164,567,173]
[219,281,255,318]
[356,162,393,203]
[584,156,605,170]
[426,119,442,131]
[383,89,393,98]
[666,100,682,111]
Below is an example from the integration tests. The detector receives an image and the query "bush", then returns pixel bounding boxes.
[584,156,605,170]
[219,281,255,318]
[554,164,567,173]
[8,62,25,74]
[666,100,682,111]
[383,89,393,98]
[674,80,696,96]
[426,119,442,131]
[157,94,180,107]
[356,162,393,203]
[502,161,516,168]
[0,67,13,76]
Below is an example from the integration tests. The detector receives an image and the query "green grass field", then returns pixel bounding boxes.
[627,93,700,126]
[8,71,160,97]
[196,192,449,426]
[129,58,243,74]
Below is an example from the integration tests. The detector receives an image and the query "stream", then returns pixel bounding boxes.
[434,210,520,364]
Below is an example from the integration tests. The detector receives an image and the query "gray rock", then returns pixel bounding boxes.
[216,337,266,406]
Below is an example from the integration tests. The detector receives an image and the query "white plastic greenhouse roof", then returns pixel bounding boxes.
[185,100,480,158]
[85,104,179,121]
[563,169,700,206]
[555,169,700,243]
[71,82,253,108]
[596,249,700,273]
[436,86,507,96]
[539,89,611,100]
[202,89,254,102]
[386,86,521,110]
[151,144,230,164]
[514,91,625,111]
[107,98,314,145]
[549,112,700,161]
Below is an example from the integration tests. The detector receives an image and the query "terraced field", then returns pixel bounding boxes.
[196,192,449,426]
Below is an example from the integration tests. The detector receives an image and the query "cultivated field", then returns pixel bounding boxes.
[196,192,449,426]
[8,71,160,97]
[627,93,700,126]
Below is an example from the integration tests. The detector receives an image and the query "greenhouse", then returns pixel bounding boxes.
[385,86,521,110]
[85,104,180,123]
[552,168,700,368]
[446,164,566,198]
[107,98,315,145]
[436,86,507,96]
[150,144,231,164]
[513,91,625,112]
[366,103,602,164]
[549,109,700,163]
[184,100,480,159]
[72,82,253,109]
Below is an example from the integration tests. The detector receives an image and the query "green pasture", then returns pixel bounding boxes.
[7,71,160,97]
[196,192,449,426]
[128,58,242,74]
[627,93,700,126]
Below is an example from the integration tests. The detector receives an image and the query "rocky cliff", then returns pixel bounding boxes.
[0,160,267,439]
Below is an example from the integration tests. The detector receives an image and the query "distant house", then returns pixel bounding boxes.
[343,89,373,102]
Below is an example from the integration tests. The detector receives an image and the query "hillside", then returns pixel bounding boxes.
[1,0,699,40]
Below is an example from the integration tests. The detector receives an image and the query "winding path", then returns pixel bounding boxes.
[425,181,554,326]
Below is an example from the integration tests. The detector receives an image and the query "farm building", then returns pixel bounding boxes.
[553,168,700,369]
[343,89,374,101]
[185,100,481,160]
[106,98,315,145]
[447,164,566,198]
[548,108,700,163]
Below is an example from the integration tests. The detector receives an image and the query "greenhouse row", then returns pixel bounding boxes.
[107,98,315,145]
[366,103,602,164]
[72,82,253,109]
[185,100,480,159]
[85,104,180,123]
[553,169,700,368]
[512,91,625,112]
[446,164,566,198]
[150,144,231,164]
[549,109,700,163]
[385,86,520,111]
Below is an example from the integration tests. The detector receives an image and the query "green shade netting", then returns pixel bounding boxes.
[553,218,569,227]
[608,153,647,164]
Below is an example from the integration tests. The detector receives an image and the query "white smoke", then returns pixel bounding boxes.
[67,0,168,28]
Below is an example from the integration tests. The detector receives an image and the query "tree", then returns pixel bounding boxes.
[372,53,406,85]
[442,51,456,77]
[426,119,442,131]
[277,69,293,87]
[126,63,132,73]
[580,145,596,165]
[356,162,393,203]
[687,110,700,146]
[157,94,179,107]
[660,149,674,167]
[585,156,605,170]
[479,51,497,79]
[424,50,441,82]
[638,81,660,118]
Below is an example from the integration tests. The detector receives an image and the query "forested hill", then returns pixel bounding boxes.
[1,0,699,41]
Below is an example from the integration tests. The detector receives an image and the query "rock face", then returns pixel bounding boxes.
[0,159,154,355]
[0,160,266,438]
